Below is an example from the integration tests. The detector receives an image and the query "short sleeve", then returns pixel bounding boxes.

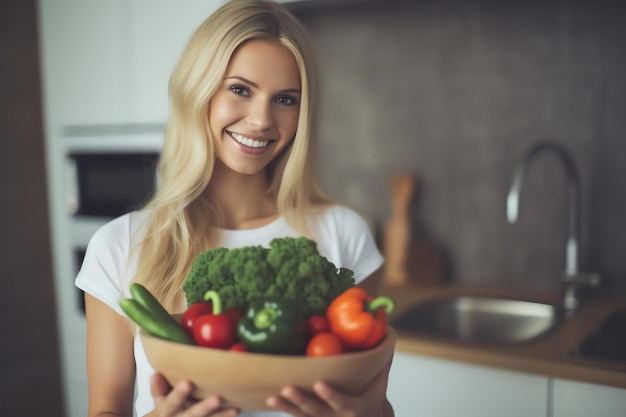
[74,214,133,315]
[313,206,384,285]
[336,207,384,284]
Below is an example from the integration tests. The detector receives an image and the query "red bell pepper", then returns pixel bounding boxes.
[191,290,236,349]
[326,287,394,349]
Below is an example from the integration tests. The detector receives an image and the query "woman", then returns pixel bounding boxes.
[76,1,394,416]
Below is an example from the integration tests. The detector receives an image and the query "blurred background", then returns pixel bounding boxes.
[1,0,625,416]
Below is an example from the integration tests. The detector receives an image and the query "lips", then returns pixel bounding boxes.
[227,131,270,149]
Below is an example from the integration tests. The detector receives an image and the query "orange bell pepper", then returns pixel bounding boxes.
[325,287,395,349]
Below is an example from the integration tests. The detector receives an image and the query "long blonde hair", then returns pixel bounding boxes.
[132,0,330,311]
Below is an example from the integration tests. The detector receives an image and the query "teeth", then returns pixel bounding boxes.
[230,132,269,148]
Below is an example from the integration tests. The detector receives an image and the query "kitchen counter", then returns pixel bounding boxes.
[380,283,626,389]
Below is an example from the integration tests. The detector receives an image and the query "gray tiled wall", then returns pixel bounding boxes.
[296,0,626,295]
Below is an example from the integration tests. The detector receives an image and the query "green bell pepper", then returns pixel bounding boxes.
[237,297,307,355]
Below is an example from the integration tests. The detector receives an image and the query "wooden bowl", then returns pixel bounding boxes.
[140,321,397,410]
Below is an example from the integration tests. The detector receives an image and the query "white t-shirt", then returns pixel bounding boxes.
[75,205,384,417]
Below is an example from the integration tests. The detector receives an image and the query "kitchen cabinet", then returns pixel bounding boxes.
[129,0,223,122]
[38,0,224,125]
[552,378,626,417]
[38,0,132,125]
[387,351,549,417]
[387,351,626,417]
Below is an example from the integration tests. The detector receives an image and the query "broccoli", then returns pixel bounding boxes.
[182,236,355,315]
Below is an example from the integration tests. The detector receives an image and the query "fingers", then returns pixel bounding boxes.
[267,384,359,417]
[310,358,393,415]
[267,385,331,417]
[266,392,302,417]
[268,379,390,417]
[312,381,356,412]
[150,373,173,400]
[149,373,240,417]
[267,358,396,417]
[189,395,239,417]
[151,375,193,415]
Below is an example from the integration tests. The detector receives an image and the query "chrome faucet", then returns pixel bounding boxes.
[506,140,600,312]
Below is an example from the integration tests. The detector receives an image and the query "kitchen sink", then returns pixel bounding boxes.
[573,310,626,364]
[391,295,564,346]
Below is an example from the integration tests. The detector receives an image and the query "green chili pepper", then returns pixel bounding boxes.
[237,297,308,355]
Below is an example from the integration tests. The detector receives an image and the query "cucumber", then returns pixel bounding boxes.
[129,283,180,328]
[119,298,193,345]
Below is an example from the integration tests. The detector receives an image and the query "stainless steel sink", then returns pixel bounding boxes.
[391,296,564,346]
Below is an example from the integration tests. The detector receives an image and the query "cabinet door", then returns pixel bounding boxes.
[387,352,548,417]
[38,0,132,125]
[129,0,224,122]
[552,378,626,417]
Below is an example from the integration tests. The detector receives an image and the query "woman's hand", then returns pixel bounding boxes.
[265,358,394,417]
[150,373,240,417]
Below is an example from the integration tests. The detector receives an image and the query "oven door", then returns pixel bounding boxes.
[66,152,160,218]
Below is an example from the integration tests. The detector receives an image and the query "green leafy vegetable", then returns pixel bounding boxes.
[182,237,355,315]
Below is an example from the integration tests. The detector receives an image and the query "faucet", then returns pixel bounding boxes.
[506,140,600,313]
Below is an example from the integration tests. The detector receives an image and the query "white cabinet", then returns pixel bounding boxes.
[38,0,133,125]
[387,351,549,417]
[129,0,224,122]
[38,0,224,125]
[387,352,626,417]
[552,378,626,417]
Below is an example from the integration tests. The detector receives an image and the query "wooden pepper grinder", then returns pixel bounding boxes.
[383,173,415,286]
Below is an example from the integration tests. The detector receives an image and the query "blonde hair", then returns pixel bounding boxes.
[132,0,330,311]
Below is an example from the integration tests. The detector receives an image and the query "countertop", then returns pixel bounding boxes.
[380,282,626,389]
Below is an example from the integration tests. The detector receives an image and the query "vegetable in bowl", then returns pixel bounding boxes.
[182,236,355,315]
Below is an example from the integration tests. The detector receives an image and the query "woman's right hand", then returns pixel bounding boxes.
[150,373,240,417]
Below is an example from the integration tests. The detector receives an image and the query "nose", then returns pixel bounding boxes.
[247,99,274,130]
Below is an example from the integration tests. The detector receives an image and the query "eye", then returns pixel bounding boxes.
[274,96,298,106]
[229,85,250,96]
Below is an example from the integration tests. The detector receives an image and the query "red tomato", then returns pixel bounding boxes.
[224,307,245,326]
[181,302,213,335]
[307,315,330,336]
[229,342,248,352]
[192,314,236,349]
[306,332,344,357]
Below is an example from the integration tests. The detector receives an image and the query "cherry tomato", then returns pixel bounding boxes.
[306,332,344,357]
[181,302,213,335]
[229,342,248,352]
[192,314,236,349]
[307,315,330,336]
[225,307,245,326]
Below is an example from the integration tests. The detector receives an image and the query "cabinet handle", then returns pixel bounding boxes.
[64,156,80,215]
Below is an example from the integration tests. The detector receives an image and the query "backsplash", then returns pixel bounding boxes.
[294,0,626,294]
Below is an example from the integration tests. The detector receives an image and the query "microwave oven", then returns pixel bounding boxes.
[63,124,165,219]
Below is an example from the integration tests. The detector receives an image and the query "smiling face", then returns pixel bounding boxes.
[208,39,301,177]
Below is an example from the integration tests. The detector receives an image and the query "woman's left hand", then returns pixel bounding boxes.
[265,357,393,417]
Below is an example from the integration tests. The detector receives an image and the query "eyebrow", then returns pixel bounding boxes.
[226,76,301,95]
